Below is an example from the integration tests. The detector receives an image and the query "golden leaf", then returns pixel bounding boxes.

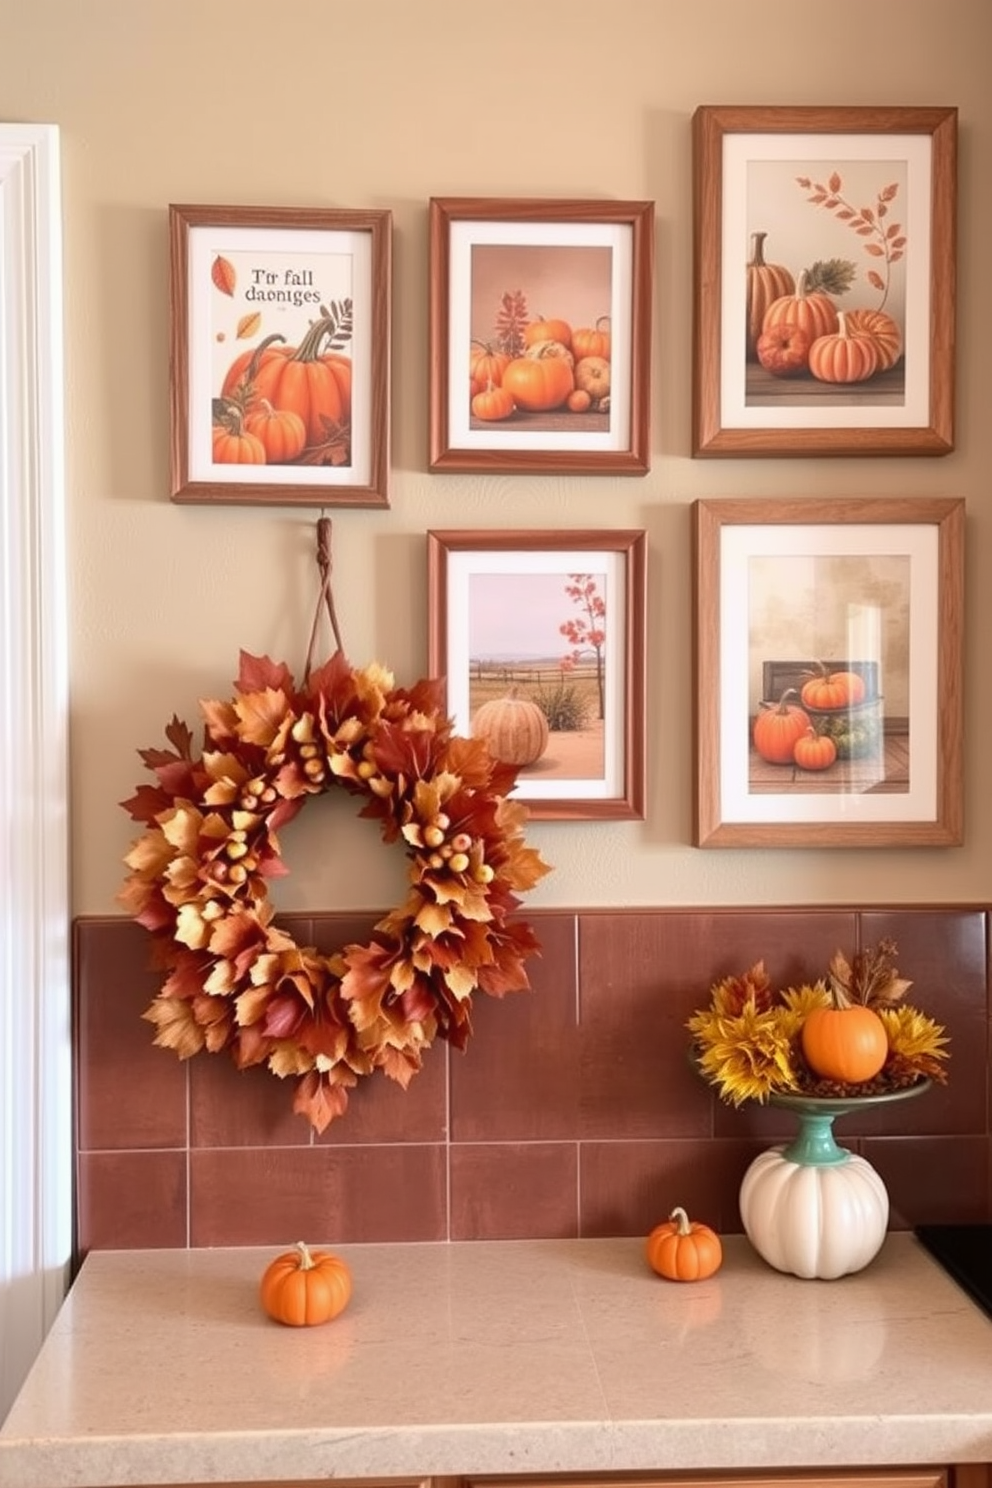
[267,1041,315,1078]
[235,688,294,747]
[236,312,262,340]
[175,902,211,950]
[203,959,237,996]
[142,998,205,1059]
[414,900,453,937]
[201,697,240,738]
[159,805,203,855]
[444,964,478,1001]
[123,830,173,876]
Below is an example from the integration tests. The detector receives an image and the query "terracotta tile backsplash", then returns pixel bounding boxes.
[73,907,992,1260]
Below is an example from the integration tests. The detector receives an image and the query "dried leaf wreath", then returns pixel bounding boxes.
[119,523,551,1133]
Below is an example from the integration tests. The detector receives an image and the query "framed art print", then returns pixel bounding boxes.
[692,106,957,457]
[693,496,964,848]
[429,198,654,475]
[428,528,647,820]
[169,203,391,507]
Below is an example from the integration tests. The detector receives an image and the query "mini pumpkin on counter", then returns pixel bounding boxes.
[260,1241,353,1327]
[646,1207,723,1282]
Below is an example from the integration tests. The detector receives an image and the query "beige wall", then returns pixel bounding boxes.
[2,0,989,915]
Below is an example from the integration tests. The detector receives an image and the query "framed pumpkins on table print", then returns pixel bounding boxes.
[429,197,654,475]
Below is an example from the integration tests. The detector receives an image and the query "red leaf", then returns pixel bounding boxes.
[164,716,195,757]
[161,952,211,1001]
[120,783,173,823]
[236,650,296,695]
[211,255,237,296]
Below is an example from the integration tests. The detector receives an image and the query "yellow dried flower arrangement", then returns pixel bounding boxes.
[687,940,949,1107]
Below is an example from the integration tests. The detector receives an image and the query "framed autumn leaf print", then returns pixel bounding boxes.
[428,197,654,475]
[692,106,957,456]
[169,204,391,506]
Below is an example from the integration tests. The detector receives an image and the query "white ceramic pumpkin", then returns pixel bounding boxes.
[739,1146,889,1280]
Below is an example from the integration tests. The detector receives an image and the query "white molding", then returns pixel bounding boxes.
[0,124,70,1424]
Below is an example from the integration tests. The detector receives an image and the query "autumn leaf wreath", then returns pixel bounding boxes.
[119,528,551,1133]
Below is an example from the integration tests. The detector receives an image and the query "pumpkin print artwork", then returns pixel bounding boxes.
[744,162,909,406]
[465,242,615,428]
[201,235,357,473]
[751,658,881,784]
[465,567,609,790]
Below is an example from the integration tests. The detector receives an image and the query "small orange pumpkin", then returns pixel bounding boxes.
[523,315,572,352]
[243,400,308,463]
[571,315,612,362]
[260,1241,353,1328]
[762,269,839,348]
[793,728,837,772]
[469,340,511,390]
[801,662,867,711]
[801,1004,889,1084]
[212,423,267,465]
[471,381,515,422]
[752,688,810,765]
[808,311,879,384]
[845,308,902,371]
[646,1207,723,1282]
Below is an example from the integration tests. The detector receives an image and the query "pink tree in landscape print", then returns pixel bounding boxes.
[560,573,605,719]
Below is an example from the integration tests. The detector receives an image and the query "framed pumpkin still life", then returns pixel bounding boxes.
[428,528,647,820]
[692,105,957,457]
[692,495,964,849]
[169,203,392,507]
[428,197,654,475]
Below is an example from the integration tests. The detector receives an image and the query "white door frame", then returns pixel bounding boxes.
[0,123,71,1423]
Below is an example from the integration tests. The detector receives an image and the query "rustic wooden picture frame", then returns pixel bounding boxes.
[429,198,654,475]
[169,203,391,506]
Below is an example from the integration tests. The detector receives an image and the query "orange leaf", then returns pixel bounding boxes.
[235,687,293,747]
[211,255,236,296]
[142,997,206,1058]
[292,1071,350,1134]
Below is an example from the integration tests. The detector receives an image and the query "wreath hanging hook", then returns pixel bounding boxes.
[304,513,345,682]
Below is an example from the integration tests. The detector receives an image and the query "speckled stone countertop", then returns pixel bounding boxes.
[2,1234,992,1487]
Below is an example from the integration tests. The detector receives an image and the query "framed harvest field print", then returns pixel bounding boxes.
[692,106,957,457]
[169,204,391,507]
[429,198,654,475]
[428,529,647,820]
[693,496,964,849]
